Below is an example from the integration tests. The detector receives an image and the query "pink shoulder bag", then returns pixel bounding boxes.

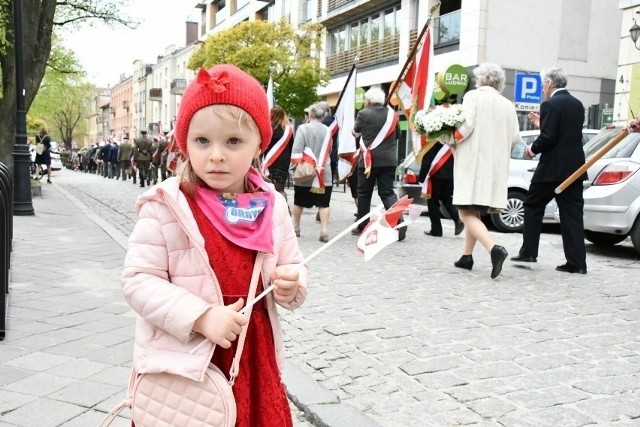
[99,253,265,427]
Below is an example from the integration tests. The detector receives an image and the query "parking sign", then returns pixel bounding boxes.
[514,72,542,111]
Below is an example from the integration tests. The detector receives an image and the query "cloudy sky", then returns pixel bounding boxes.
[61,0,198,88]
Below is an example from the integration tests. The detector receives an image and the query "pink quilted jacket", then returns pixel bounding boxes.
[121,178,307,382]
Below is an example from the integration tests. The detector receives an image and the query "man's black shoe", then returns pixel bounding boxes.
[424,231,442,237]
[556,264,587,274]
[511,254,537,263]
[454,221,464,236]
[398,225,407,241]
[351,228,362,236]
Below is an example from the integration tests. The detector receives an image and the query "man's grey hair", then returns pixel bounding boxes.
[540,67,567,89]
[318,101,331,116]
[307,103,326,120]
[473,63,506,92]
[364,86,386,105]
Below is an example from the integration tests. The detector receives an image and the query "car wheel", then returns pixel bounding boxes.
[630,216,640,254]
[584,230,627,246]
[490,191,525,233]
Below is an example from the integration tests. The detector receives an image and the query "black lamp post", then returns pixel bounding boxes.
[630,21,640,50]
[11,0,34,215]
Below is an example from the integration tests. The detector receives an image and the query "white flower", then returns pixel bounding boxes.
[413,104,465,137]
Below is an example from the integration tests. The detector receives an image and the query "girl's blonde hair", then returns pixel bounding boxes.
[179,105,266,195]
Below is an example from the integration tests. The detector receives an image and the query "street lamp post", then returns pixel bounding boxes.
[12,0,34,216]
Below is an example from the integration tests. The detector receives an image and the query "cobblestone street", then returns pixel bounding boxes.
[16,169,640,426]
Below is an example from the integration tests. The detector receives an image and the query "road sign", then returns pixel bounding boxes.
[514,72,542,110]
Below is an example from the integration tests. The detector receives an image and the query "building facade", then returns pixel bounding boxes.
[109,74,134,140]
[91,0,623,155]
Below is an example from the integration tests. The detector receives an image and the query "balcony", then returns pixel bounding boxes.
[122,100,129,110]
[170,79,187,95]
[149,88,162,101]
[433,10,461,52]
[110,107,116,115]
[326,34,399,75]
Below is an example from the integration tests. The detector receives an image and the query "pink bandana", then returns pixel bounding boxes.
[193,167,275,254]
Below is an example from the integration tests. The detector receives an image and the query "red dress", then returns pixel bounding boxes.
[187,195,293,427]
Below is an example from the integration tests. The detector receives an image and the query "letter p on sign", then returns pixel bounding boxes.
[514,72,542,104]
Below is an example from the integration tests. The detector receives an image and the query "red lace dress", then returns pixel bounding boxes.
[186,195,293,427]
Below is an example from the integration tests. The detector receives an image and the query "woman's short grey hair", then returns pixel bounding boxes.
[540,67,567,89]
[318,101,331,116]
[473,63,506,92]
[307,103,326,120]
[364,87,386,105]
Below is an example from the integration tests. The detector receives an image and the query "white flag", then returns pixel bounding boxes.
[267,75,274,110]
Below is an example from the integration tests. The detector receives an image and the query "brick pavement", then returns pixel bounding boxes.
[3,168,640,426]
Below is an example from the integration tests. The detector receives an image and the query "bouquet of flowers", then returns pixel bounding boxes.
[413,104,465,143]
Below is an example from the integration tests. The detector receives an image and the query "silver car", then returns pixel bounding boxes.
[582,127,640,254]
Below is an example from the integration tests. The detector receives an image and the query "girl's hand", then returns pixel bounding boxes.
[271,265,300,305]
[192,299,248,349]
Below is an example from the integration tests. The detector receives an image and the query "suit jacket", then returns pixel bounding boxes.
[353,103,399,168]
[118,141,133,161]
[530,90,586,183]
[134,136,153,161]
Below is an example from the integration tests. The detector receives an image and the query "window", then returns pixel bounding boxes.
[331,27,346,54]
[371,14,381,41]
[215,0,227,25]
[350,22,359,49]
[359,18,369,46]
[302,0,313,21]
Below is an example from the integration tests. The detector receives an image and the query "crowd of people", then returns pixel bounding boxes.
[75,130,174,188]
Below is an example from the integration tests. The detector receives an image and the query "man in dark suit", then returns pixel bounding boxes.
[350,87,405,240]
[511,67,587,274]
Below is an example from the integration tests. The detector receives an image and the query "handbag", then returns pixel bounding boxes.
[98,253,265,427]
[292,126,317,183]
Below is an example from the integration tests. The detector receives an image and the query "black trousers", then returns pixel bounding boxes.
[427,179,459,236]
[356,166,398,230]
[519,180,586,269]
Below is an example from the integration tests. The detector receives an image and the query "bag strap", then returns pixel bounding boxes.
[228,251,265,385]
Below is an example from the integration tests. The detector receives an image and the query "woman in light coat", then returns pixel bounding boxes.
[450,63,520,279]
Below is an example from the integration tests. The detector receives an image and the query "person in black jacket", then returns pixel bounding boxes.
[418,141,464,237]
[33,127,53,183]
[109,141,119,179]
[264,105,293,201]
[511,67,587,274]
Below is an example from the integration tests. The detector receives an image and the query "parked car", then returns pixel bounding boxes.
[581,127,640,254]
[396,128,600,232]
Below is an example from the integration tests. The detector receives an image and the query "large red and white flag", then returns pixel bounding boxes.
[396,26,435,158]
[356,196,422,261]
[335,64,358,180]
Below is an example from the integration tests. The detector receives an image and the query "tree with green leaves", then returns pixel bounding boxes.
[0,0,135,168]
[188,19,328,119]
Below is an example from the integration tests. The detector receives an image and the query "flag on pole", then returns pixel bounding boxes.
[396,26,435,159]
[266,75,274,110]
[335,63,358,180]
[356,196,423,261]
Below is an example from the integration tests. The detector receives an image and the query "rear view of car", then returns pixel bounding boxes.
[582,130,640,253]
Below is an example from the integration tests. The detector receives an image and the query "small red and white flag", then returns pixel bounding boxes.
[266,74,274,110]
[356,196,422,261]
[335,64,358,180]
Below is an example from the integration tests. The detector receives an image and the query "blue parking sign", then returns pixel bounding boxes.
[514,73,542,104]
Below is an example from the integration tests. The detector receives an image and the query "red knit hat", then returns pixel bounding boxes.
[175,64,272,155]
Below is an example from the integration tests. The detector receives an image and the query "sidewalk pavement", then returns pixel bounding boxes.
[0,180,377,427]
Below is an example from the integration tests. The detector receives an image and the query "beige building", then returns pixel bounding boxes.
[109,74,134,140]
[615,0,640,124]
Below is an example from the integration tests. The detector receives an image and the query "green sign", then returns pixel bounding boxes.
[601,108,613,125]
[355,87,365,110]
[438,64,469,95]
[433,82,447,101]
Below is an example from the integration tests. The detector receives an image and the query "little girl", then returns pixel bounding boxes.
[122,64,307,426]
